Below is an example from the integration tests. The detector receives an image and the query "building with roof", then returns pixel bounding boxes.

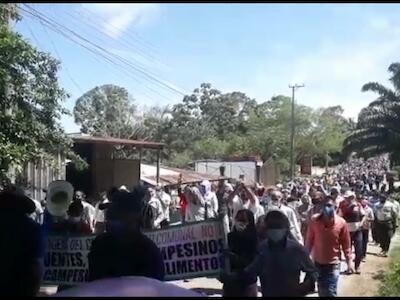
[21,133,165,201]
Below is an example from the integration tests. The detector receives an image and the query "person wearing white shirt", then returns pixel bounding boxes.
[184,185,206,222]
[75,191,95,233]
[148,188,165,229]
[265,190,304,245]
[155,186,172,227]
[227,182,264,227]
[200,180,219,219]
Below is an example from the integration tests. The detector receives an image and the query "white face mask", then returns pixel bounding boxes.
[234,221,247,232]
[266,229,287,243]
[69,216,81,224]
[270,200,280,209]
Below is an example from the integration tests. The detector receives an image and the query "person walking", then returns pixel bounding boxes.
[221,210,317,297]
[200,180,219,219]
[338,191,365,274]
[265,190,303,244]
[223,209,258,297]
[374,194,398,257]
[184,185,207,222]
[155,186,172,228]
[297,194,312,241]
[88,187,164,281]
[74,191,95,233]
[148,188,165,229]
[216,180,233,234]
[360,199,374,262]
[306,197,354,297]
[228,182,264,226]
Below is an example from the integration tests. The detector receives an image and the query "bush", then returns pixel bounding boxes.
[379,238,400,296]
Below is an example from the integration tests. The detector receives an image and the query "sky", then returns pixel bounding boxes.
[13,3,400,133]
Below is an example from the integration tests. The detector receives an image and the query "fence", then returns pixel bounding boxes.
[17,154,66,201]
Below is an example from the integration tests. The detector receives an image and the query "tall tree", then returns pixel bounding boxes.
[0,4,84,179]
[74,84,146,139]
[343,62,400,165]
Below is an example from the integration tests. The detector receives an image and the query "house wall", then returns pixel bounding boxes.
[195,161,258,184]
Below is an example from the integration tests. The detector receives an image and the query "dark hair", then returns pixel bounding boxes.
[235,209,256,229]
[107,186,119,199]
[68,200,84,216]
[264,210,290,230]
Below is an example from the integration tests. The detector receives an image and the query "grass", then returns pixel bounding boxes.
[379,234,400,296]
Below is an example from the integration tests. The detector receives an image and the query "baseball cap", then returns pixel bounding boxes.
[344,190,356,198]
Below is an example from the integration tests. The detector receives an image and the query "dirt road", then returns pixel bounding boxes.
[338,233,399,297]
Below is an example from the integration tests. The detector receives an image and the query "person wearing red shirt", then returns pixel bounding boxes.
[306,197,353,297]
[338,191,365,274]
[177,187,187,224]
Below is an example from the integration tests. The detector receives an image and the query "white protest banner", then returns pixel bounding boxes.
[43,235,96,285]
[146,218,226,281]
[43,218,226,284]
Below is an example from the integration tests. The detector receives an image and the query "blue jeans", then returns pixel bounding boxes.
[350,230,363,269]
[315,262,340,297]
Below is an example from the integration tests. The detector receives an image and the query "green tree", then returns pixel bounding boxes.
[0,5,84,179]
[343,62,400,165]
[73,84,146,139]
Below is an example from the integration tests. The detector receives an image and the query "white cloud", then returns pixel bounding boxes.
[233,16,400,121]
[81,4,161,38]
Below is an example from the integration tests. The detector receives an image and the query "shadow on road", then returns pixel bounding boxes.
[190,287,223,296]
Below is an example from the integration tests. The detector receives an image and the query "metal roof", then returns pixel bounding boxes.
[140,164,228,187]
[69,133,164,150]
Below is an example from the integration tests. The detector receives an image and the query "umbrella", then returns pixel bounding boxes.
[54,276,204,297]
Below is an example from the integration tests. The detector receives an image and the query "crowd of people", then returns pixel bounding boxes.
[1,154,399,297]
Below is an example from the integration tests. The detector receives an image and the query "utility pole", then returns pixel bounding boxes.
[2,3,16,183]
[289,84,304,180]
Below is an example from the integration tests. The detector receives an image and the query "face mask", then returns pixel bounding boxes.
[322,205,334,218]
[234,221,247,232]
[106,220,125,234]
[270,200,280,207]
[69,216,81,224]
[266,229,287,243]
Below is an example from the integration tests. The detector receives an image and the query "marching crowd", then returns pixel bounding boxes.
[1,154,399,297]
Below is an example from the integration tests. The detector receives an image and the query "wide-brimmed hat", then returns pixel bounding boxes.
[0,189,36,214]
[46,181,74,217]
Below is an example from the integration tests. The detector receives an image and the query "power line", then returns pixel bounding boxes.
[37,18,85,95]
[56,6,168,83]
[76,5,163,65]
[21,4,187,97]
[21,10,174,103]
[78,4,160,56]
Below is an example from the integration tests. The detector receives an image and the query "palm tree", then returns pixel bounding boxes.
[343,63,400,164]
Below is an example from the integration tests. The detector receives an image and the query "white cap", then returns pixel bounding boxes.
[119,185,129,192]
[344,190,355,198]
[46,180,73,217]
